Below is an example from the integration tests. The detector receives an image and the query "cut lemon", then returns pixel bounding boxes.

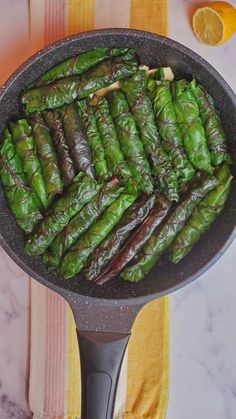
[193,2,236,46]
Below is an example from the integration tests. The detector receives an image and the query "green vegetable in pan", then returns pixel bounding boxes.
[22,55,138,113]
[189,79,232,166]
[94,194,171,285]
[172,80,213,175]
[0,129,42,232]
[170,164,232,263]
[94,96,131,181]
[147,78,195,187]
[25,173,101,256]
[122,174,218,282]
[83,194,156,281]
[35,47,136,86]
[60,183,138,279]
[43,177,123,269]
[43,110,75,186]
[30,113,63,200]
[59,103,94,178]
[121,70,180,200]
[9,119,49,207]
[77,99,109,180]
[108,90,153,194]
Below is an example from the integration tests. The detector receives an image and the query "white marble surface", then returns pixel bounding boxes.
[0,1,235,418]
[167,1,236,418]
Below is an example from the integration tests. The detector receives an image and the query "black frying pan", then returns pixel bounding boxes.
[0,29,236,419]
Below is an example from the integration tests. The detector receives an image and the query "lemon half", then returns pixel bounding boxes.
[193,2,236,46]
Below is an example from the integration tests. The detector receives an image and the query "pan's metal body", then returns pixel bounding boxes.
[0,29,235,418]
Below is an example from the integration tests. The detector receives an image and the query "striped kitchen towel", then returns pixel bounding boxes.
[30,281,169,419]
[0,0,170,417]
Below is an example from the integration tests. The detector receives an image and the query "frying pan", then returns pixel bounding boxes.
[0,29,235,419]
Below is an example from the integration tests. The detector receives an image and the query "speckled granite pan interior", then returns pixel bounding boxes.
[0,29,235,305]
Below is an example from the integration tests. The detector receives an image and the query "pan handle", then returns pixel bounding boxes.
[77,330,130,419]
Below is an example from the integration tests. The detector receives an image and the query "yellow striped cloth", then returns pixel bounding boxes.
[0,1,170,417]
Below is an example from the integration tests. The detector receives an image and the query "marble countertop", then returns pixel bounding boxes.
[0,1,236,418]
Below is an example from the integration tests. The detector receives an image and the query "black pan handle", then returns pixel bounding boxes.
[77,330,130,419]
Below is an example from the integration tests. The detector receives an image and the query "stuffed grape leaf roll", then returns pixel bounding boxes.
[0,129,42,233]
[108,90,153,194]
[22,55,137,113]
[189,79,232,166]
[9,119,49,207]
[35,48,136,86]
[30,113,63,200]
[43,110,75,186]
[170,164,233,263]
[77,99,109,180]
[93,96,131,182]
[59,103,94,178]
[172,80,213,174]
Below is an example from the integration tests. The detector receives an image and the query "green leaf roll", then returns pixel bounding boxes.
[60,186,138,279]
[121,71,180,200]
[189,79,232,166]
[9,119,49,207]
[25,173,101,256]
[170,164,233,263]
[43,177,123,269]
[22,55,138,113]
[77,99,109,180]
[147,78,195,187]
[94,194,171,285]
[43,110,75,186]
[83,194,156,281]
[94,96,131,181]
[122,174,218,282]
[0,129,42,232]
[108,90,153,194]
[35,48,135,86]
[60,103,94,178]
[172,80,213,175]
[30,113,63,200]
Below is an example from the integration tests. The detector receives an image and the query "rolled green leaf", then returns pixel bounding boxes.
[172,80,213,175]
[94,96,131,181]
[35,48,136,86]
[43,177,123,269]
[108,90,153,194]
[147,78,195,187]
[83,194,156,281]
[43,110,75,186]
[30,113,63,200]
[9,119,49,207]
[170,164,232,263]
[76,99,109,180]
[189,79,232,166]
[122,174,219,282]
[60,184,138,279]
[94,194,170,285]
[60,104,94,178]
[121,71,180,200]
[25,173,101,256]
[0,129,42,233]
[22,55,138,113]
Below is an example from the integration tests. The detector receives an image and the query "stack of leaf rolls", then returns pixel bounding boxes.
[0,47,232,284]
